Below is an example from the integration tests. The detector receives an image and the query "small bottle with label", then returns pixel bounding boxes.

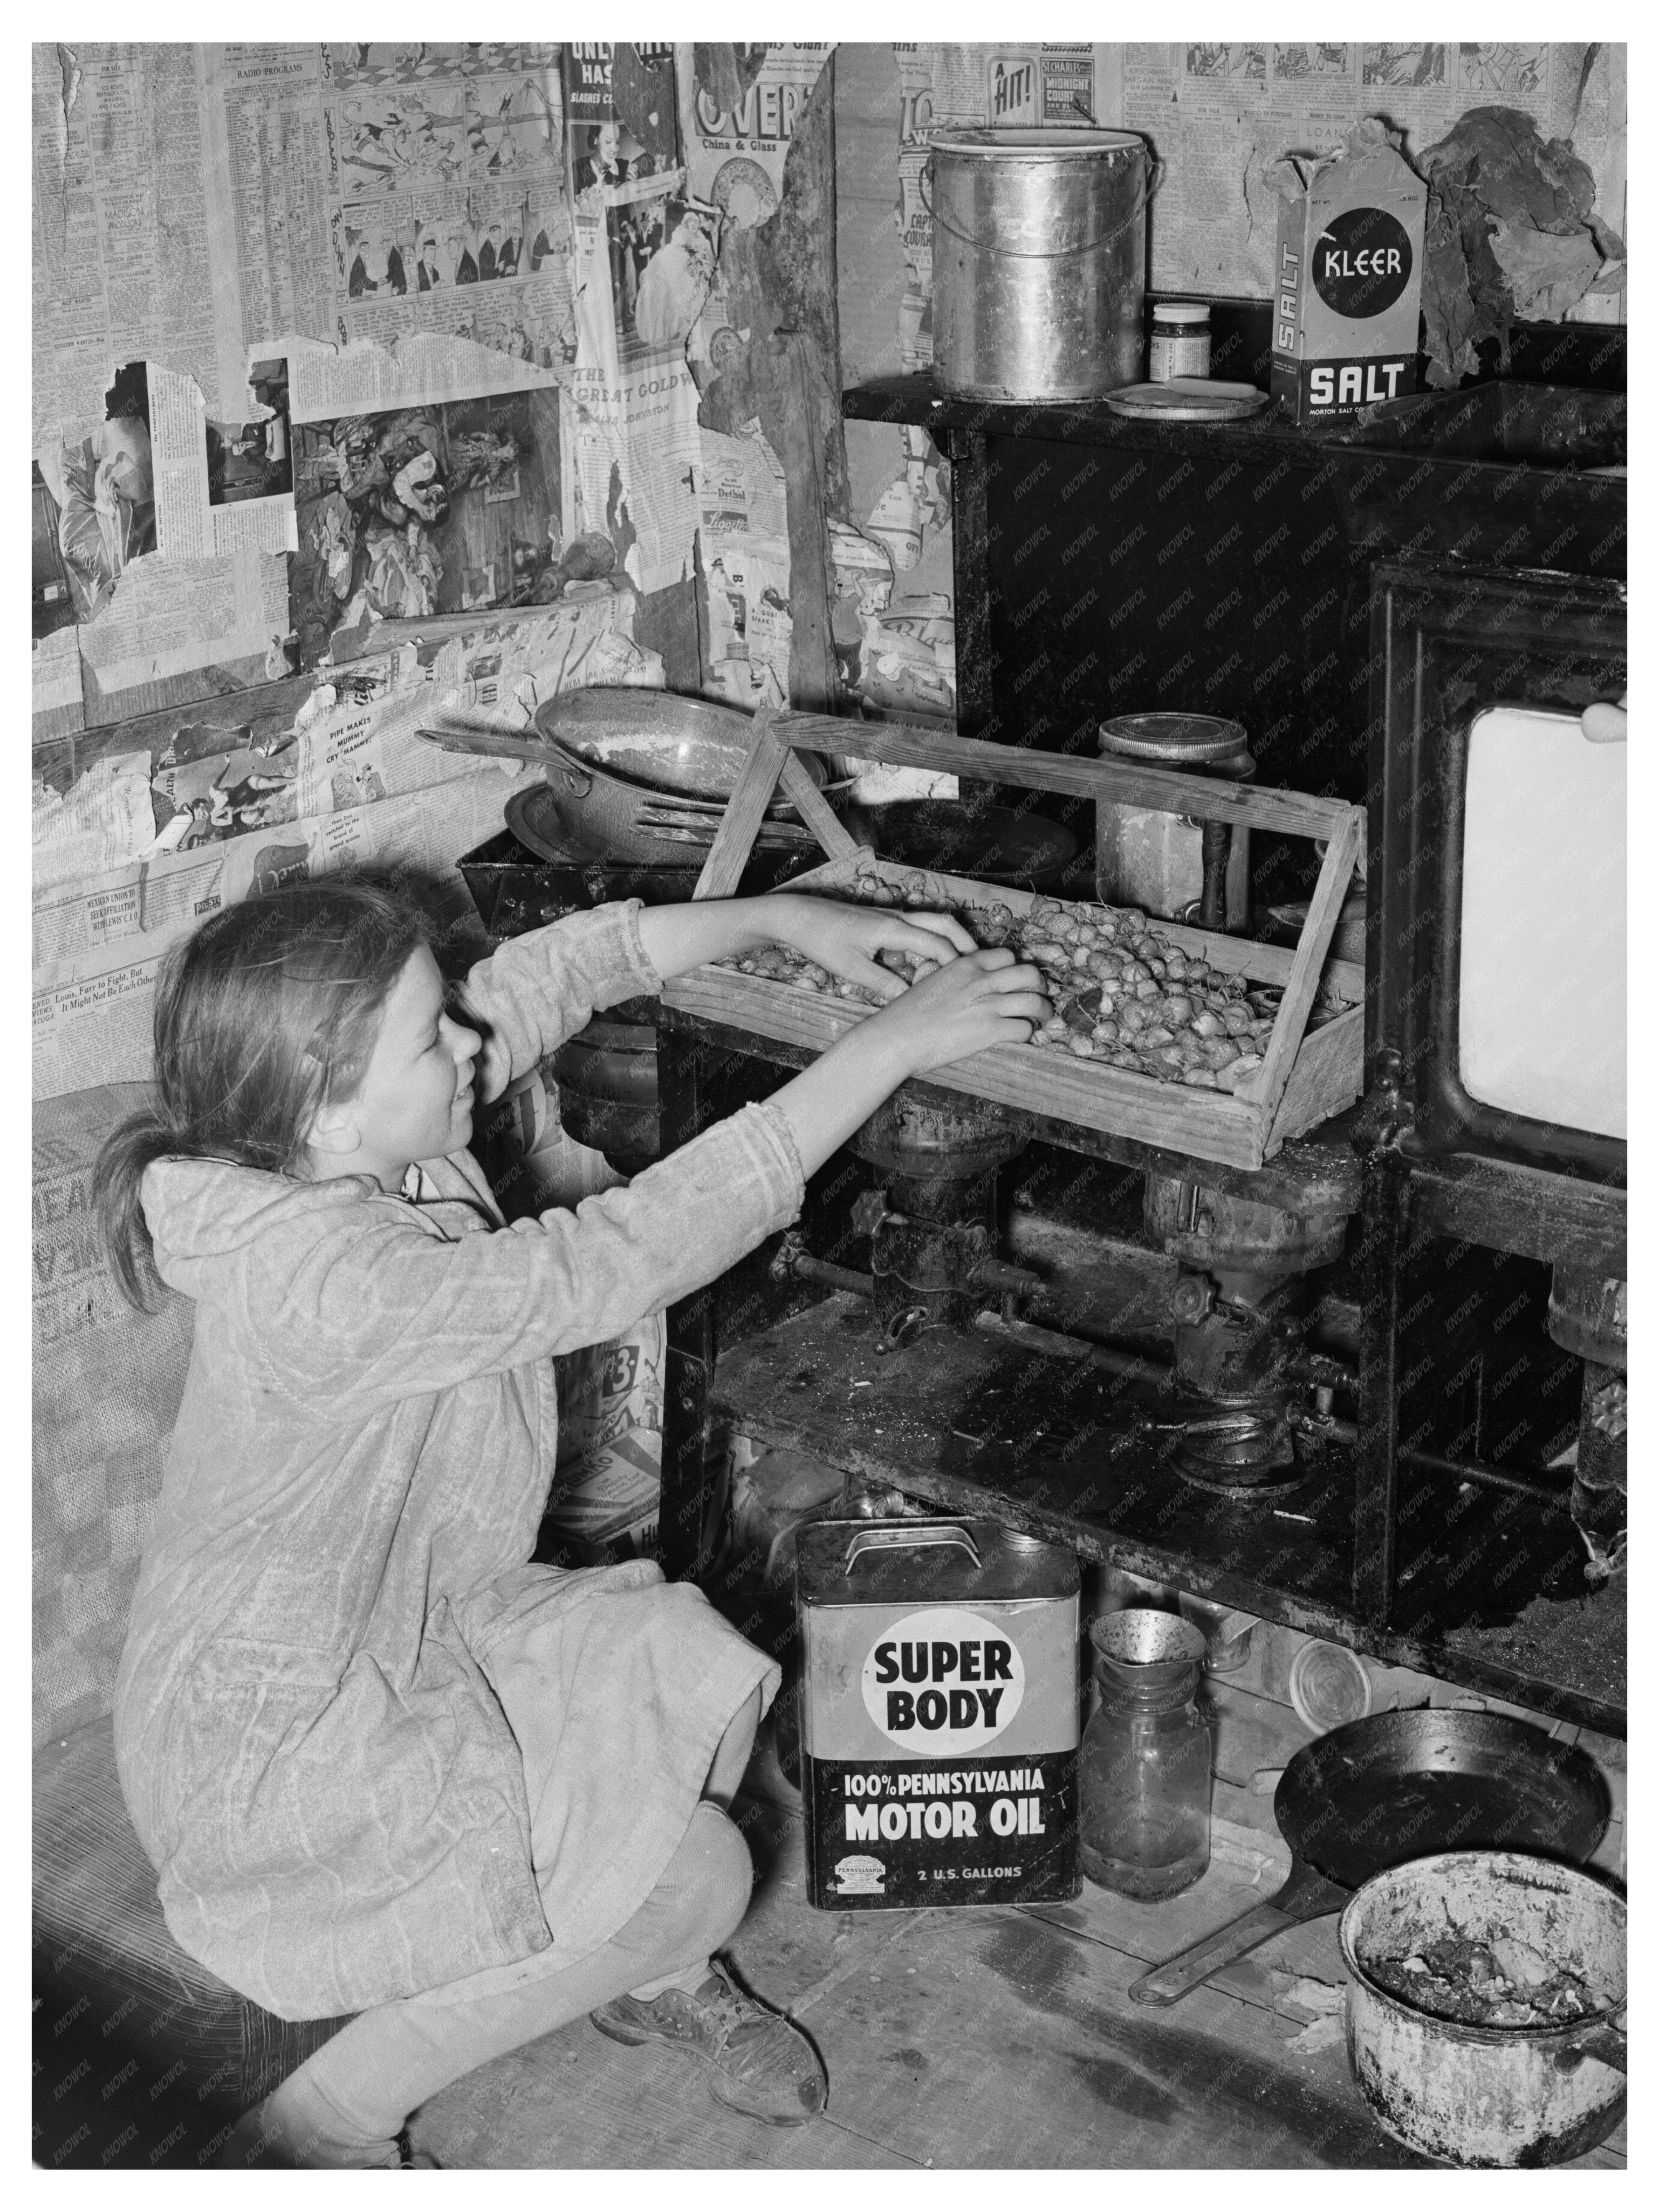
[1148,300,1212,383]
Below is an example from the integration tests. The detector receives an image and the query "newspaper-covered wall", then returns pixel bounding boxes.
[1123,42,1627,301]
[32,592,655,1102]
[33,753,157,895]
[559,44,702,599]
[325,43,579,371]
[32,772,513,1102]
[673,45,833,714]
[695,427,792,710]
[33,41,590,731]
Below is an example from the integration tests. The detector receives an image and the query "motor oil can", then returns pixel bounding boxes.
[796,1518,1081,1910]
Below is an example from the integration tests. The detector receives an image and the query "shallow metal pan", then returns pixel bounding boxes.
[1128,1707,1610,2007]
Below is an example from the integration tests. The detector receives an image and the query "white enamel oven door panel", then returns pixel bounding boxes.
[1459,704,1626,1141]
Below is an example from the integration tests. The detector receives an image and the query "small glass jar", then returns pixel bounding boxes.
[1148,300,1211,383]
[1079,1609,1213,1900]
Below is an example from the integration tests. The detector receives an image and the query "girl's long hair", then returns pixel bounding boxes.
[94,879,430,1310]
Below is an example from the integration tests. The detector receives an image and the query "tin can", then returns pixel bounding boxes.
[796,1518,1081,1910]
[1096,712,1255,934]
[927,129,1149,402]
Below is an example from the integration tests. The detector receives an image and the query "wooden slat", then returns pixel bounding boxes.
[1237,812,1362,1120]
[773,710,1358,839]
[691,708,789,899]
[778,749,860,859]
[1267,1004,1365,1154]
[663,967,1266,1166]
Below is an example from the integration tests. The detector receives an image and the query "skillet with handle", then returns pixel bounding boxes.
[1128,1707,1610,2007]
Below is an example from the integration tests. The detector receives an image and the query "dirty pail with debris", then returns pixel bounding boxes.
[797,1518,1081,1910]
[926,129,1151,401]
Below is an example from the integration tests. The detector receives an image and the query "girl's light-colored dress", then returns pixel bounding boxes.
[114,903,803,2021]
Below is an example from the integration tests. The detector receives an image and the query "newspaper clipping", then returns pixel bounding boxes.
[695,427,792,711]
[562,60,703,602]
[32,41,592,726]
[31,771,513,1102]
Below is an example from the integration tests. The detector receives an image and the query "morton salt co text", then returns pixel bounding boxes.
[871,1635,1013,1732]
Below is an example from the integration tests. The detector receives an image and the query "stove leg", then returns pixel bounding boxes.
[659,1022,716,1585]
[1354,1147,1409,1625]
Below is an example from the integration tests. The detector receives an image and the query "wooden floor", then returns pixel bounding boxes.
[407,1750,1626,2173]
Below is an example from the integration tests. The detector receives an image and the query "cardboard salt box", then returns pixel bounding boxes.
[1269,118,1428,425]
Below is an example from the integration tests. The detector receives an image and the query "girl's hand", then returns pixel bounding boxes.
[863,946,1050,1075]
[762,945,1049,1178]
[766,893,975,999]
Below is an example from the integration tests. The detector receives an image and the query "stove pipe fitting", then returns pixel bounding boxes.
[851,1095,1031,1334]
[1146,1172,1349,1485]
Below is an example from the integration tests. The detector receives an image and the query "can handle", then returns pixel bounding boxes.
[844,1524,982,1573]
[919,153,1164,262]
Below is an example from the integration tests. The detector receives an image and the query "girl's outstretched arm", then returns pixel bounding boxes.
[241,949,1045,1413]
[459,894,982,1103]
[633,893,975,1001]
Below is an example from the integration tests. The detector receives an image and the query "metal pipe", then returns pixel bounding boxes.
[970,1256,1046,1296]
[786,1253,876,1299]
[1287,1349,1359,1394]
[1289,1410,1570,1509]
[1400,1445,1570,1510]
[974,1308,1172,1383]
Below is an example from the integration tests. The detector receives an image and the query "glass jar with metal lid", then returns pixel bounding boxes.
[1096,712,1254,933]
[1148,300,1211,382]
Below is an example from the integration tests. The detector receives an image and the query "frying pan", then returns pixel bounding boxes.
[1127,1708,1610,2007]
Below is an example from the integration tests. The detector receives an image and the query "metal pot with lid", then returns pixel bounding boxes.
[1095,712,1254,933]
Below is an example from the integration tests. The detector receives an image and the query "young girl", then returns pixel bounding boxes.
[97,876,1046,2168]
